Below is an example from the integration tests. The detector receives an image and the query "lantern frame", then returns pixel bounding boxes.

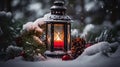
[44,1,72,57]
[45,22,71,52]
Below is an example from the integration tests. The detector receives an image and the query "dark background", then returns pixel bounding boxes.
[0,0,120,50]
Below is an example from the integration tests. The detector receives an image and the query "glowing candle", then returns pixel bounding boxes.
[54,32,64,48]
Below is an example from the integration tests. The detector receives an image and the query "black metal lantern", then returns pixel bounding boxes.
[44,1,72,57]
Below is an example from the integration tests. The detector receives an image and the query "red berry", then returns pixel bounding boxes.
[62,55,71,61]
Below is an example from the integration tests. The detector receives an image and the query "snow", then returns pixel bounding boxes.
[81,42,111,56]
[14,11,24,20]
[85,2,96,11]
[22,22,35,32]
[28,3,42,11]
[33,53,46,61]
[5,45,23,59]
[102,21,113,28]
[33,18,45,27]
[12,0,20,7]
[22,18,44,34]
[27,2,45,16]
[109,42,119,49]
[85,17,92,24]
[0,11,12,19]
[0,42,120,67]
[85,0,101,12]
[71,29,79,37]
[81,24,96,38]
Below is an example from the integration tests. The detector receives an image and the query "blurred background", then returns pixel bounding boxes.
[0,0,120,52]
[0,0,120,24]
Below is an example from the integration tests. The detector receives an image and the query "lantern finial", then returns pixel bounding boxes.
[51,0,66,15]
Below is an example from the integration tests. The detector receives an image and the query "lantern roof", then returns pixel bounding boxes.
[44,0,72,23]
[50,1,66,11]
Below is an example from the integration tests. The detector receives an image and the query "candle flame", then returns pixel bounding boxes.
[54,32,64,48]
[56,32,61,40]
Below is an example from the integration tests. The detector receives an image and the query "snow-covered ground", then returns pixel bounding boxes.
[0,42,120,67]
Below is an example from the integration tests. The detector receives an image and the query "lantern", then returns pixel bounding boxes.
[44,1,72,57]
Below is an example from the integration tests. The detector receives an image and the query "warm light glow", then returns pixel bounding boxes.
[54,32,64,48]
[55,32,61,40]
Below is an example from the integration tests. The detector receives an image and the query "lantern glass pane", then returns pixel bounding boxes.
[67,24,71,50]
[54,24,64,49]
[47,24,51,50]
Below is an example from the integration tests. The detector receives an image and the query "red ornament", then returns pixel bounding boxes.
[62,55,71,61]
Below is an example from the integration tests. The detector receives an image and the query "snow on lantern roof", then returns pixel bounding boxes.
[44,13,72,23]
[43,1,73,23]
